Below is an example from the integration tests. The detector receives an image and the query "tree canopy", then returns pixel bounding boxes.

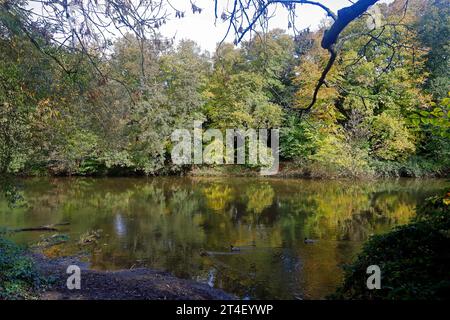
[0,0,449,178]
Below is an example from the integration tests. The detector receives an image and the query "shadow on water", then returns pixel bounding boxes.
[0,176,448,299]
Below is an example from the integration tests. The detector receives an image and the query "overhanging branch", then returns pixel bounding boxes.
[322,0,379,50]
[217,0,381,111]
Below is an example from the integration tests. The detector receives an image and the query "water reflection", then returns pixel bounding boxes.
[114,213,126,237]
[0,177,448,299]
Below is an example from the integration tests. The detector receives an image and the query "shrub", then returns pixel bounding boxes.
[370,113,416,161]
[331,193,450,300]
[309,135,372,178]
[0,238,44,299]
[280,116,319,160]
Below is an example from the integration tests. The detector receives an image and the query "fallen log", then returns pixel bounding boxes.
[52,222,70,227]
[15,226,58,232]
[12,222,70,232]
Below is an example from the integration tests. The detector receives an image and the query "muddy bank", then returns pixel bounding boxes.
[31,253,235,300]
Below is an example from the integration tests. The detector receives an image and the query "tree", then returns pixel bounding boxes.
[283,0,444,177]
[240,29,297,106]
[93,35,209,174]
[204,40,284,129]
[216,0,382,110]
[418,0,450,100]
[0,1,173,67]
[0,0,447,179]
[0,33,69,174]
[1,1,390,111]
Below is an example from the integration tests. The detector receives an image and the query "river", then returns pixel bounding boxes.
[0,177,448,299]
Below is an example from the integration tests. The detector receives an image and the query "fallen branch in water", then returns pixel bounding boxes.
[15,226,58,232]
[12,222,70,233]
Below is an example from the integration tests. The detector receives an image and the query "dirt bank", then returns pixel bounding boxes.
[32,253,235,300]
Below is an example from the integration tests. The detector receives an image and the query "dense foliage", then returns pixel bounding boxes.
[331,193,450,300]
[0,0,448,178]
[0,237,44,299]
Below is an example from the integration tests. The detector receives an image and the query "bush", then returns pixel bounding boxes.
[309,135,372,178]
[0,238,44,299]
[280,116,320,160]
[331,193,450,300]
[370,113,416,161]
[370,156,449,178]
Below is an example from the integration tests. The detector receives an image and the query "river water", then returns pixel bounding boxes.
[0,177,448,299]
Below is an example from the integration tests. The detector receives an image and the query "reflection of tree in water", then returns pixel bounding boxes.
[200,181,280,227]
[0,178,207,276]
[0,176,26,208]
[274,182,422,241]
[102,183,205,277]
[1,177,449,299]
[202,185,234,211]
[243,184,275,215]
[337,192,418,241]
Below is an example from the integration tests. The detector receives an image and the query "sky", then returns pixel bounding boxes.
[159,0,362,52]
[26,0,392,53]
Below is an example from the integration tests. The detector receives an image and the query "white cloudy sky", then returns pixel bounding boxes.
[159,0,364,52]
[27,0,392,53]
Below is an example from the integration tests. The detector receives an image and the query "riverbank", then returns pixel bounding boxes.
[5,158,449,180]
[187,162,449,179]
[0,239,235,300]
[32,253,235,300]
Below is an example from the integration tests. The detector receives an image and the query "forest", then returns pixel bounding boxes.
[0,0,448,179]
